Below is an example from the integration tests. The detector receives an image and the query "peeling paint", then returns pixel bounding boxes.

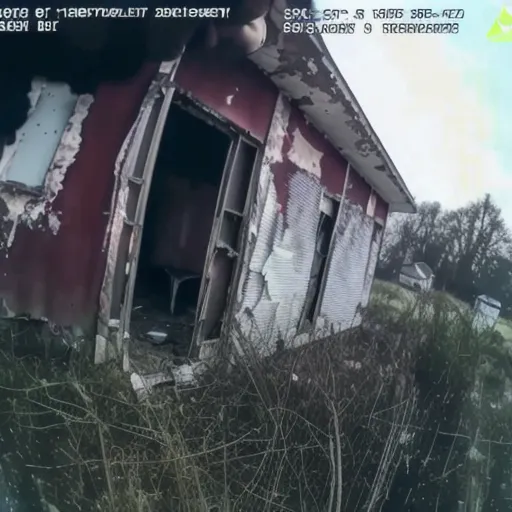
[45,94,94,201]
[250,10,415,212]
[217,241,238,258]
[237,167,321,353]
[226,87,239,106]
[47,211,61,235]
[233,92,378,355]
[262,94,289,165]
[306,58,318,75]
[0,91,93,250]
[0,78,45,181]
[287,127,322,178]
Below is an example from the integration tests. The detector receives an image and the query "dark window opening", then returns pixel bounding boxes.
[302,198,339,328]
[130,102,232,365]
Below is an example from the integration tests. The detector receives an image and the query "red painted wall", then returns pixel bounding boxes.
[346,169,371,208]
[0,63,158,330]
[175,52,278,143]
[267,99,350,224]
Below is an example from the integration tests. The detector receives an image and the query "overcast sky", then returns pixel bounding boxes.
[315,0,512,226]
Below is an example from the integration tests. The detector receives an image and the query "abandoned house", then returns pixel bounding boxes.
[398,262,434,292]
[0,4,415,372]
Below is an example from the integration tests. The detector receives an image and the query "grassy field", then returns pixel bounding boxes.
[371,279,512,342]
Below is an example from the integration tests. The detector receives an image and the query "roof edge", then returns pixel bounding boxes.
[309,34,416,213]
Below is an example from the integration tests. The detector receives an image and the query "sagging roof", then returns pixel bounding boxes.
[250,0,416,213]
[400,262,434,280]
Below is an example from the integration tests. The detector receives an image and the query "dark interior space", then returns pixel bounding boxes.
[302,199,339,327]
[130,101,231,369]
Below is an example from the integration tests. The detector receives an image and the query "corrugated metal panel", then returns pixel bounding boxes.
[319,201,373,332]
[263,171,321,336]
[235,91,384,352]
[0,63,157,329]
[235,95,324,353]
[175,52,277,143]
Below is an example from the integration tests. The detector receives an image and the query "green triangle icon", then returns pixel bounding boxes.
[487,7,512,41]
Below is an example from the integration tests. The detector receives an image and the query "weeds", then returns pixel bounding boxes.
[0,288,511,511]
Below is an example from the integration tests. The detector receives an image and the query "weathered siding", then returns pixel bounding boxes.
[175,52,278,142]
[235,94,354,354]
[0,64,157,329]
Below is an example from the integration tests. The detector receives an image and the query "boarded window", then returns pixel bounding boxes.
[0,80,78,191]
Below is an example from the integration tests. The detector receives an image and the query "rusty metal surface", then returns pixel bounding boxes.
[249,0,415,213]
[0,63,157,329]
[175,51,278,143]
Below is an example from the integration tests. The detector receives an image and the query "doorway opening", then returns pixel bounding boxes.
[301,195,339,329]
[129,100,232,370]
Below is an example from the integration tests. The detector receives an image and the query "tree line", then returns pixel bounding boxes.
[377,194,512,317]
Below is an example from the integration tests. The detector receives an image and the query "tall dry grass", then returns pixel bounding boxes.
[0,290,510,511]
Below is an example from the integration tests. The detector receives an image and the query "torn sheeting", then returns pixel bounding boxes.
[318,202,373,333]
[235,93,331,354]
[0,89,93,249]
[237,171,322,354]
[287,127,322,179]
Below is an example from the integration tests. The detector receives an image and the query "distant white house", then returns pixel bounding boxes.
[398,262,434,292]
[472,295,501,332]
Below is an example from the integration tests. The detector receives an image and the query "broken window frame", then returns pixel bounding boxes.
[188,121,261,356]
[95,63,181,366]
[309,164,352,331]
[300,193,340,330]
[0,79,79,196]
